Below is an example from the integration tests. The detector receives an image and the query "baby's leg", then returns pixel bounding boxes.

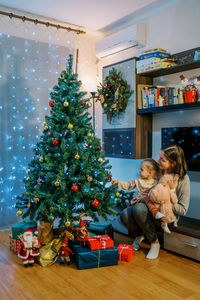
[144,197,161,219]
[161,222,171,234]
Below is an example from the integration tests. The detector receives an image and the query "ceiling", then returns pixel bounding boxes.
[0,0,177,35]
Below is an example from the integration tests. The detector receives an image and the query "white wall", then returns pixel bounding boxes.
[97,0,200,219]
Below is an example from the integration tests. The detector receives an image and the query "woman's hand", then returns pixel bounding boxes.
[130,198,139,205]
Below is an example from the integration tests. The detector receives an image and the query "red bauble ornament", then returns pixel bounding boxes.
[81,100,86,106]
[71,185,79,192]
[34,151,38,155]
[53,139,59,146]
[97,146,101,151]
[48,133,52,136]
[37,180,42,184]
[49,101,55,107]
[108,176,112,181]
[92,199,99,207]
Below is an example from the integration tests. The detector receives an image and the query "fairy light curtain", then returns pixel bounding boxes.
[0,14,79,229]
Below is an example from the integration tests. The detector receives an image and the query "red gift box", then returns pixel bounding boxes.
[118,244,134,262]
[9,234,20,255]
[87,235,114,250]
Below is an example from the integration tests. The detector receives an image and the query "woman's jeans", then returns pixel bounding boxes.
[120,203,158,243]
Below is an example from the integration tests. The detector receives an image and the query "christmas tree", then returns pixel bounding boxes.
[16,55,119,227]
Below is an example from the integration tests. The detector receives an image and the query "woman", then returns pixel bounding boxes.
[120,144,190,259]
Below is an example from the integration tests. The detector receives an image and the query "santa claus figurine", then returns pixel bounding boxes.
[18,227,41,267]
[75,218,90,246]
[58,236,73,265]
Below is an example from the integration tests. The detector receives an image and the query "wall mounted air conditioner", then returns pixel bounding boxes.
[95,23,146,59]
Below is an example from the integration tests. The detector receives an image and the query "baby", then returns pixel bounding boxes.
[112,158,170,230]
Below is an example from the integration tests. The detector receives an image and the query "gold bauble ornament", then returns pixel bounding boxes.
[116,192,120,197]
[75,153,80,159]
[87,176,93,182]
[98,157,103,163]
[44,125,49,130]
[54,180,60,186]
[104,103,108,107]
[27,177,30,180]
[88,103,92,108]
[68,123,73,130]
[27,204,31,208]
[61,75,65,80]
[49,215,55,222]
[17,209,23,216]
[65,220,71,227]
[87,132,92,137]
[64,101,69,107]
[39,156,44,162]
[42,121,47,126]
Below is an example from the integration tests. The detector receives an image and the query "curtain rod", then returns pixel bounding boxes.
[0,10,86,35]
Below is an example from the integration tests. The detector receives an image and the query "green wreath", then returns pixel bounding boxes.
[97,68,133,123]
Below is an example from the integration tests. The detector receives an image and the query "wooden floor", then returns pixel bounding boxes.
[0,230,199,300]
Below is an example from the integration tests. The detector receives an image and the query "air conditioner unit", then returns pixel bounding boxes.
[95,23,146,59]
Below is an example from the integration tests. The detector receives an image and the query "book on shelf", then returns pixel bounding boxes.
[142,88,149,109]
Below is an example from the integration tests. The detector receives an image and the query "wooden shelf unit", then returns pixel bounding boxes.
[135,53,200,159]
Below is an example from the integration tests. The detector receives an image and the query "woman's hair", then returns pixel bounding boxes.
[142,158,160,179]
[161,144,187,179]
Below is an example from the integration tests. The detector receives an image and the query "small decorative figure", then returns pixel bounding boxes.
[18,227,41,267]
[58,237,73,265]
[180,74,188,84]
[75,218,90,247]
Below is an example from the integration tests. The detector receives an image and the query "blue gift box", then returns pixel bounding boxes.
[88,222,113,238]
[11,219,37,239]
[75,221,113,239]
[74,245,119,270]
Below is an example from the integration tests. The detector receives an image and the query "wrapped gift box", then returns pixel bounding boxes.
[74,245,118,270]
[12,220,37,239]
[75,221,113,239]
[88,222,113,239]
[87,235,114,250]
[9,234,20,255]
[118,244,134,262]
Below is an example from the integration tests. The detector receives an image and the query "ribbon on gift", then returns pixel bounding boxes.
[119,245,129,261]
[97,250,100,268]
